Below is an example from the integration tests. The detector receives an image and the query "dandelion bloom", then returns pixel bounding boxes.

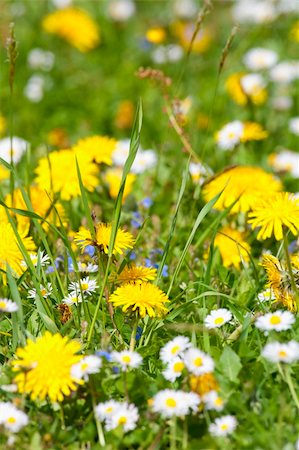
[190,372,219,397]
[115,264,157,284]
[12,332,82,402]
[262,254,298,312]
[214,226,251,269]
[73,135,116,165]
[35,149,99,200]
[0,221,35,276]
[5,186,65,231]
[109,282,169,318]
[74,223,135,255]
[104,168,136,200]
[248,192,299,240]
[42,8,100,52]
[202,166,281,213]
[241,122,268,142]
[226,73,267,105]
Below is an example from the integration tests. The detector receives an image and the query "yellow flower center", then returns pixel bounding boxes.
[7,417,16,424]
[220,424,228,431]
[173,362,184,373]
[80,363,88,371]
[118,416,127,425]
[166,398,177,408]
[278,350,287,358]
[81,283,89,290]
[171,345,180,354]
[228,132,236,139]
[122,355,131,363]
[32,256,38,264]
[105,407,113,413]
[194,357,203,367]
[215,397,223,407]
[214,317,224,325]
[41,289,47,296]
[71,297,79,303]
[269,315,281,325]
[0,301,7,309]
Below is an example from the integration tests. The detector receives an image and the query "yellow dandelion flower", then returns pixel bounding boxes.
[261,254,298,312]
[114,100,134,130]
[12,332,82,402]
[214,226,250,269]
[114,264,157,284]
[109,282,169,318]
[73,135,116,166]
[248,192,299,240]
[35,149,99,200]
[0,165,9,181]
[190,373,219,397]
[226,73,267,106]
[146,27,166,44]
[5,186,65,231]
[0,221,35,276]
[42,7,100,52]
[202,166,281,214]
[241,122,268,142]
[74,223,135,255]
[104,168,136,201]
[225,73,247,106]
[174,21,212,53]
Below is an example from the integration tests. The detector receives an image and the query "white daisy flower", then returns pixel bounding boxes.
[160,336,191,364]
[232,0,276,24]
[24,75,45,103]
[162,357,185,382]
[189,162,209,185]
[262,341,299,363]
[240,73,266,96]
[0,136,28,164]
[28,283,52,299]
[111,350,143,371]
[0,402,29,433]
[21,251,50,268]
[132,150,157,174]
[77,262,98,273]
[71,355,102,381]
[243,48,278,71]
[68,277,98,295]
[204,308,232,329]
[108,0,136,22]
[62,292,84,305]
[269,149,299,178]
[173,0,197,19]
[152,45,184,65]
[152,389,200,418]
[257,288,276,303]
[202,390,225,411]
[209,415,237,436]
[271,96,293,111]
[0,298,18,313]
[269,61,299,84]
[105,402,139,432]
[184,347,214,376]
[255,311,295,332]
[0,384,18,393]
[216,121,244,150]
[95,400,120,421]
[289,117,299,136]
[27,48,55,71]
[51,0,72,9]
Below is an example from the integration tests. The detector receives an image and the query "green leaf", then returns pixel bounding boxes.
[218,346,242,383]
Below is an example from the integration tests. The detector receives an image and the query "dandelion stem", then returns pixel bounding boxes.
[129,314,139,352]
[284,367,299,410]
[170,417,177,450]
[282,230,299,309]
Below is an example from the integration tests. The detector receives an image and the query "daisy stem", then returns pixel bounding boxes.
[182,417,188,449]
[282,231,299,309]
[170,417,177,450]
[87,255,112,348]
[284,367,299,410]
[129,314,139,352]
[90,383,106,447]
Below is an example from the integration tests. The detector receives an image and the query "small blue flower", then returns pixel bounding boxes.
[84,245,95,257]
[131,211,142,229]
[140,197,153,209]
[112,366,120,374]
[96,350,112,362]
[129,251,137,260]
